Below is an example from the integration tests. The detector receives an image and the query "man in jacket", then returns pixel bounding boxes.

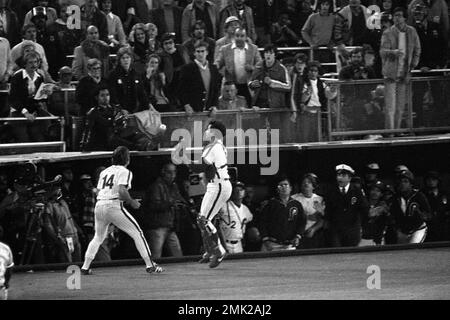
[178,40,221,113]
[325,164,370,247]
[215,27,261,107]
[181,0,219,42]
[143,163,186,258]
[219,0,256,42]
[149,0,183,44]
[380,7,421,130]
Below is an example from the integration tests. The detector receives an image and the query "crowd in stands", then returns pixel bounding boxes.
[0,0,449,147]
[1,160,449,265]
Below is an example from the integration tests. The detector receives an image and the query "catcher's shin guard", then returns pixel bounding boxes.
[197,216,223,257]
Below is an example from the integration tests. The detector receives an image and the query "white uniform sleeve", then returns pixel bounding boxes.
[117,168,132,188]
[203,144,216,165]
[243,205,253,223]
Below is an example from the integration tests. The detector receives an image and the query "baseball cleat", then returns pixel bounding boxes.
[146,264,164,273]
[198,252,210,264]
[209,250,226,269]
[81,268,92,275]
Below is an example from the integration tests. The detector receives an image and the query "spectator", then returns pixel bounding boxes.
[290,52,307,124]
[411,4,446,127]
[0,0,21,46]
[80,86,133,151]
[55,3,83,61]
[217,81,247,110]
[215,27,261,107]
[248,44,291,109]
[380,7,421,130]
[107,46,149,114]
[335,0,371,46]
[110,0,140,35]
[324,164,369,247]
[288,0,313,38]
[9,51,52,142]
[390,169,431,243]
[360,180,390,246]
[292,173,326,249]
[259,175,306,251]
[129,23,154,75]
[248,0,286,46]
[299,61,337,142]
[381,0,393,15]
[80,0,109,42]
[181,0,219,43]
[182,20,216,63]
[178,40,221,113]
[42,184,82,263]
[407,0,449,50]
[271,11,300,47]
[72,25,110,80]
[99,0,127,49]
[149,0,183,45]
[217,181,253,254]
[142,163,185,259]
[143,54,174,112]
[363,162,381,192]
[48,66,78,116]
[31,6,64,79]
[11,23,49,73]
[75,58,108,116]
[214,15,241,60]
[0,36,12,117]
[158,32,190,105]
[339,47,376,80]
[422,171,450,242]
[219,0,256,42]
[24,1,58,27]
[301,0,335,57]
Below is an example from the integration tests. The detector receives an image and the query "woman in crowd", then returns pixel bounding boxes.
[292,173,326,249]
[143,54,175,112]
[107,46,149,114]
[9,51,52,142]
[129,23,153,76]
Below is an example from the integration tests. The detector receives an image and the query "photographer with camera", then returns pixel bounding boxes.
[339,47,376,80]
[142,163,187,259]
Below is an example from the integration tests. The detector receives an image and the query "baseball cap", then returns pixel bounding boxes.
[336,164,355,175]
[225,16,240,25]
[366,163,380,171]
[233,181,246,189]
[80,174,92,181]
[398,170,414,182]
[394,164,409,174]
[31,6,48,19]
[370,180,385,192]
[161,32,176,43]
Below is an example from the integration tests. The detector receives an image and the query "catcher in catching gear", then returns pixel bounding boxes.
[172,121,232,268]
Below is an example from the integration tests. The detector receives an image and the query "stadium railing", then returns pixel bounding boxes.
[326,75,450,140]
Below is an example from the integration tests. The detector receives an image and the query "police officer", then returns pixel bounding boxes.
[325,164,369,247]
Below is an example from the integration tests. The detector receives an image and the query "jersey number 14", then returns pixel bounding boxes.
[102,175,115,189]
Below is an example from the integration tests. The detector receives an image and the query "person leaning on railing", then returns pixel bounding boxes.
[8,51,53,142]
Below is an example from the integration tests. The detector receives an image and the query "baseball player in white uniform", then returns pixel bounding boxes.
[0,241,14,300]
[172,121,232,268]
[81,146,163,274]
[218,181,253,254]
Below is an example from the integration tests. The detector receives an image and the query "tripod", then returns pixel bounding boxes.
[19,201,45,266]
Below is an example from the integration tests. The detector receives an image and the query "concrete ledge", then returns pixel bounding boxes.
[13,241,450,273]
